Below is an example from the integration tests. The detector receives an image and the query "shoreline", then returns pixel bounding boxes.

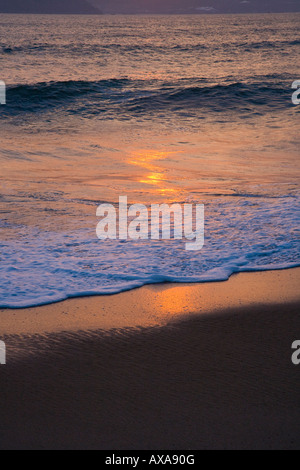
[1,267,299,336]
[1,263,300,311]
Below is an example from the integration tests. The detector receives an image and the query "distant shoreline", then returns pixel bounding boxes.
[0,11,299,16]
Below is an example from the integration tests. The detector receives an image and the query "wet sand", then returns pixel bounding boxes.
[0,269,299,449]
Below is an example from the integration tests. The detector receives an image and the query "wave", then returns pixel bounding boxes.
[1,262,300,309]
[1,78,294,119]
[126,82,290,112]
[7,78,132,101]
[0,196,299,309]
[1,44,55,54]
[1,38,299,56]
[235,39,300,50]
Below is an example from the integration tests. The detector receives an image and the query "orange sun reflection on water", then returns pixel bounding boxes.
[128,150,177,195]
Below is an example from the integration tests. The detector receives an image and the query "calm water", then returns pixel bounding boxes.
[0,14,299,307]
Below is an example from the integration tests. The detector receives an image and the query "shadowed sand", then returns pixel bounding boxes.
[0,269,299,449]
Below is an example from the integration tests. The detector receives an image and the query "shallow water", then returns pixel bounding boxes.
[0,14,299,307]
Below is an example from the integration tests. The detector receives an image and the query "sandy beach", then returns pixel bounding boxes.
[0,268,299,450]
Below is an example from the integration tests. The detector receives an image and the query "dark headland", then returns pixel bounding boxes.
[0,0,299,14]
[0,0,102,14]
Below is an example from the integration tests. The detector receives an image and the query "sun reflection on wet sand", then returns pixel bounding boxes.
[1,269,299,335]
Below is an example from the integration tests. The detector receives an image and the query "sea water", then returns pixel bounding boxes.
[0,13,299,307]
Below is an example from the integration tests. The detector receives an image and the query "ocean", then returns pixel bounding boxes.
[0,13,299,307]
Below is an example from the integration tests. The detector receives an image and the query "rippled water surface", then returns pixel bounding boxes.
[0,14,299,307]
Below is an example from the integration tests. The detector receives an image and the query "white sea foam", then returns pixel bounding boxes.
[1,197,299,308]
